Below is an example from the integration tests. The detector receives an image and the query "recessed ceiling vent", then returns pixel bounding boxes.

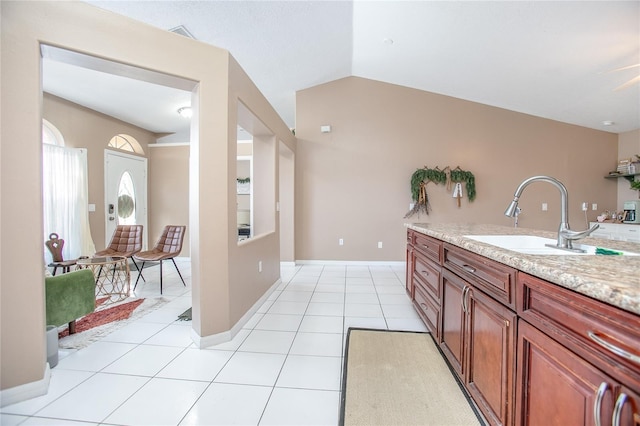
[169,25,195,40]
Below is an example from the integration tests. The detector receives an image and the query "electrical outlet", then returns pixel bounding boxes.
[258,261,262,273]
[592,203,598,211]
[339,238,344,246]
[542,203,548,211]
[409,203,415,210]
[581,202,588,211]
[377,241,383,248]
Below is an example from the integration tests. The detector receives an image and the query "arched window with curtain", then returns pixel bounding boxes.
[42,119,95,264]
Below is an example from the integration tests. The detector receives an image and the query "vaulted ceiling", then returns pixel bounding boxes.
[44,1,639,140]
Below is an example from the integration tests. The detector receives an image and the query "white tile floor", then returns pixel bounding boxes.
[1,260,426,426]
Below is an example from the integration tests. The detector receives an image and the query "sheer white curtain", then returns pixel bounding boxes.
[43,144,95,263]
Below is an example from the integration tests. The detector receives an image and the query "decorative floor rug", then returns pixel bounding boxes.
[57,296,170,350]
[340,328,483,426]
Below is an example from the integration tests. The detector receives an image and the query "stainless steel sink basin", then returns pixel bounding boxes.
[464,235,639,256]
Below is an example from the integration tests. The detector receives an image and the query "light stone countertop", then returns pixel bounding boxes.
[406,223,640,316]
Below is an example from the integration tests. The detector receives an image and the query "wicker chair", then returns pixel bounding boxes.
[133,225,186,294]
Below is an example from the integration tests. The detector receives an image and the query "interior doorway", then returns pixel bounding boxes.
[104,150,148,248]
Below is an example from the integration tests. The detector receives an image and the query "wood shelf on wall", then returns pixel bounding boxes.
[604,172,640,183]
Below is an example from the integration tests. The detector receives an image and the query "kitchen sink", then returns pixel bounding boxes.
[464,235,640,256]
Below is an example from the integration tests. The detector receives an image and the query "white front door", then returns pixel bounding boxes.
[105,150,148,249]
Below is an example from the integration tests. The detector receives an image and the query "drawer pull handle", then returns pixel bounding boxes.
[462,264,477,273]
[594,382,609,426]
[612,393,628,426]
[420,303,428,311]
[421,270,429,276]
[588,331,640,365]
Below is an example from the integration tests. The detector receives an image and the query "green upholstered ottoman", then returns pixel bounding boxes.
[45,268,96,334]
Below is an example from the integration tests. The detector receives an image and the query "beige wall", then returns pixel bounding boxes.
[1,1,295,396]
[43,94,156,250]
[617,129,640,208]
[279,142,295,262]
[295,77,618,261]
[148,145,190,257]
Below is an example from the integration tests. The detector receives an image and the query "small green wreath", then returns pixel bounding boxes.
[237,177,250,184]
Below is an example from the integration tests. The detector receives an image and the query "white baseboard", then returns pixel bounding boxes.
[295,260,405,267]
[0,363,51,408]
[191,278,282,349]
[280,261,296,267]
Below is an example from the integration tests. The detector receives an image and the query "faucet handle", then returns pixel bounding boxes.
[561,223,599,241]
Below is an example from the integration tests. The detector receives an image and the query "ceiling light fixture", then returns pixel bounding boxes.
[602,120,615,126]
[383,38,394,45]
[177,106,192,118]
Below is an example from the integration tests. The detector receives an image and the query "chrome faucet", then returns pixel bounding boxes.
[504,175,599,252]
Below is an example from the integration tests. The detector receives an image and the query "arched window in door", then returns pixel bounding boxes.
[108,134,144,154]
[117,171,137,225]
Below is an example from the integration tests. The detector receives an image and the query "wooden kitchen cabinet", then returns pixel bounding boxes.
[518,272,640,426]
[407,229,443,338]
[614,386,640,426]
[406,238,414,297]
[466,285,516,426]
[516,319,614,426]
[441,269,466,376]
[406,227,640,426]
[441,268,516,426]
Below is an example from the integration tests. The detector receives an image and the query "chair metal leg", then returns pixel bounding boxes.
[131,257,145,282]
[134,261,146,289]
[159,260,163,294]
[171,258,186,287]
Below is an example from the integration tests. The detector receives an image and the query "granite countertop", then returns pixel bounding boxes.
[406,223,640,316]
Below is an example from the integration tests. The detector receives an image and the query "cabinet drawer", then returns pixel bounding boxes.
[620,226,640,242]
[414,232,443,265]
[413,283,440,338]
[517,272,640,393]
[413,252,441,302]
[444,243,517,309]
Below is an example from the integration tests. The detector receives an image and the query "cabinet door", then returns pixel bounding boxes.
[516,320,615,426]
[441,269,467,377]
[406,244,414,297]
[466,287,517,426]
[613,386,640,426]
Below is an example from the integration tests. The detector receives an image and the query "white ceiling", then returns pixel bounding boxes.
[43,1,639,140]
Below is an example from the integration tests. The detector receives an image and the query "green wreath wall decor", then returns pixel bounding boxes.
[449,167,476,202]
[237,177,250,184]
[404,166,476,218]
